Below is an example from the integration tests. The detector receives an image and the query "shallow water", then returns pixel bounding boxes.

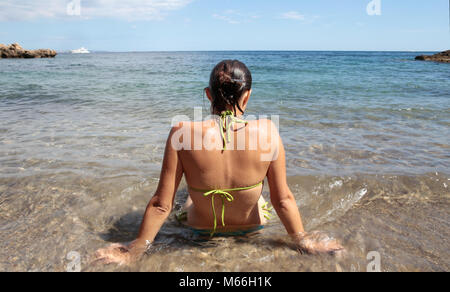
[0,51,449,271]
[0,172,448,272]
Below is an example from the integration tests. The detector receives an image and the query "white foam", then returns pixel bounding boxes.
[329,180,343,189]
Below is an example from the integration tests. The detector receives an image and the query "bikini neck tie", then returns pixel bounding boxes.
[219,110,248,150]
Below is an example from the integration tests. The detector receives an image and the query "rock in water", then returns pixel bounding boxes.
[0,43,57,59]
[415,50,450,63]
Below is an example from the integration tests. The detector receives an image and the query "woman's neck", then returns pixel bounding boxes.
[212,109,244,117]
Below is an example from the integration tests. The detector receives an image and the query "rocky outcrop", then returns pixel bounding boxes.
[415,50,450,63]
[0,43,57,59]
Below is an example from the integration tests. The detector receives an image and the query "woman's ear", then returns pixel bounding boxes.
[241,89,252,110]
[205,87,213,102]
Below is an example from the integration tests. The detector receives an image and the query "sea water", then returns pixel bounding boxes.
[0,51,449,271]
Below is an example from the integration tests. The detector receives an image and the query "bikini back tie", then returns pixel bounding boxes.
[190,182,263,237]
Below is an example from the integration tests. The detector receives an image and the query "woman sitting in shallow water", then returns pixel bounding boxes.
[95,60,344,265]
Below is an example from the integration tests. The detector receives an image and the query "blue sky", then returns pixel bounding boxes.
[0,0,449,51]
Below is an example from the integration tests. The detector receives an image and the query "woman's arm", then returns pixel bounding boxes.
[266,131,305,235]
[267,127,344,255]
[95,126,184,265]
[133,125,184,245]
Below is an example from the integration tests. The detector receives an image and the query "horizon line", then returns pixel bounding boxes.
[56,49,444,53]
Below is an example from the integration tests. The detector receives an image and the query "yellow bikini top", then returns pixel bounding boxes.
[189,182,264,237]
[189,111,264,237]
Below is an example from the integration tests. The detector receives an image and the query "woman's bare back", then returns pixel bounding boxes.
[178,118,276,230]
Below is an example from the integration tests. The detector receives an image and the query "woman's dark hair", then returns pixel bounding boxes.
[208,60,252,115]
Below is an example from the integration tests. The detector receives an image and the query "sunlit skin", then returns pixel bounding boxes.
[94,88,344,266]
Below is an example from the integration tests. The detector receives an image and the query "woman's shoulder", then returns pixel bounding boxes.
[169,120,218,137]
[246,118,280,134]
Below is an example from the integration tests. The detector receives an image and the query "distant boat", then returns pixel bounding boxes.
[71,47,90,54]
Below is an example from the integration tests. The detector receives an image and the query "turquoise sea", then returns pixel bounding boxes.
[0,51,449,271]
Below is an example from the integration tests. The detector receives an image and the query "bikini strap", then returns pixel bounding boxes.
[219,110,248,151]
[190,181,263,237]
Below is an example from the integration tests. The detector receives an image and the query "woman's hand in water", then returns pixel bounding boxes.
[94,243,133,266]
[291,231,345,255]
[94,241,147,266]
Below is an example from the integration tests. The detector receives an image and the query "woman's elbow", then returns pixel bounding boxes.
[272,195,297,213]
[147,197,172,216]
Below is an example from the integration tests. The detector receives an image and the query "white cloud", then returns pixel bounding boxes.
[212,13,240,25]
[0,0,192,21]
[212,10,260,25]
[281,11,305,21]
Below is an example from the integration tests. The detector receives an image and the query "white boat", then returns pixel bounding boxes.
[71,47,90,54]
